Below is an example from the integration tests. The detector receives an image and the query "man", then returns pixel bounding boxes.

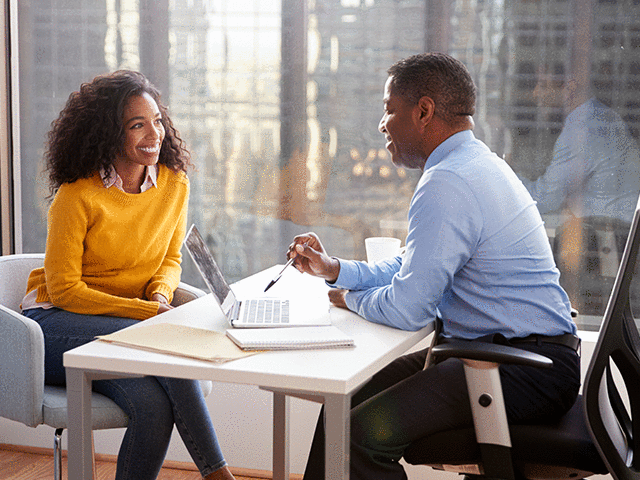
[288,53,580,480]
[521,68,640,224]
[519,67,640,315]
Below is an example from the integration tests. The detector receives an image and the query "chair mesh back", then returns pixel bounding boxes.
[584,199,640,480]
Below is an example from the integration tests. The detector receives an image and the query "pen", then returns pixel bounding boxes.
[264,256,295,292]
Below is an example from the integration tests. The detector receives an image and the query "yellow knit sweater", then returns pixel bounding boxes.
[25,165,189,320]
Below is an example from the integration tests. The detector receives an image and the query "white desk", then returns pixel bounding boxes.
[64,266,433,480]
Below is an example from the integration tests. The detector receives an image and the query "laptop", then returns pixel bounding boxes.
[184,224,332,328]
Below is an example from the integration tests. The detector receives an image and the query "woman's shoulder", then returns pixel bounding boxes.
[48,174,105,220]
[54,173,104,200]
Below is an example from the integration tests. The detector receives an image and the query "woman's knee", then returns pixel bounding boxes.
[96,376,174,430]
[157,377,203,398]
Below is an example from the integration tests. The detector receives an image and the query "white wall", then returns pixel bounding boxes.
[0,332,612,479]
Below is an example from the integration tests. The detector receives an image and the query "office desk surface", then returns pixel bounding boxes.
[64,265,433,480]
[64,265,433,395]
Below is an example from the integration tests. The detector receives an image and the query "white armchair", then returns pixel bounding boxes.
[0,253,210,479]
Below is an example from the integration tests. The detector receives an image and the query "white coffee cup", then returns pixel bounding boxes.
[365,237,402,263]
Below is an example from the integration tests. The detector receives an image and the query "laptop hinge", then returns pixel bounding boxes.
[229,301,241,325]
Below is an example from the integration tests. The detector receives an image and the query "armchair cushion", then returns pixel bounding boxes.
[43,385,129,430]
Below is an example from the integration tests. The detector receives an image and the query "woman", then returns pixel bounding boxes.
[21,70,235,480]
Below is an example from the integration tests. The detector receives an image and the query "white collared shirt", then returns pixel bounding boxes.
[101,164,159,193]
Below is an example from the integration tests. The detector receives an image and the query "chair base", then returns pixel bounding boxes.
[427,464,598,480]
[54,428,63,480]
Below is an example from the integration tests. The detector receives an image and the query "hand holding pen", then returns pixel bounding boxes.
[266,232,346,308]
[264,233,340,291]
[285,233,341,283]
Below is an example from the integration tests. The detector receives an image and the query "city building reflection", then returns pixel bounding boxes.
[17,0,640,331]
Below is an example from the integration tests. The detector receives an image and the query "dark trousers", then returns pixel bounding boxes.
[302,341,580,480]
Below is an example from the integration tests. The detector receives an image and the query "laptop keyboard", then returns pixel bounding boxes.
[241,299,290,324]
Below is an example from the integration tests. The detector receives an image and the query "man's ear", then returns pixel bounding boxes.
[415,96,436,129]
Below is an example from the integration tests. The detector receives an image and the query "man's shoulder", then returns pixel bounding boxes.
[428,139,499,180]
[419,139,523,213]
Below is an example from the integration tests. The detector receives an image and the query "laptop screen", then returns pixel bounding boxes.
[184,224,236,314]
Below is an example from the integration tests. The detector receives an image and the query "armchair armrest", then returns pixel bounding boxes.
[171,282,207,307]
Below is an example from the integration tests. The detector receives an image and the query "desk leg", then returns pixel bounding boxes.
[66,367,95,480]
[324,393,350,480]
[272,391,290,480]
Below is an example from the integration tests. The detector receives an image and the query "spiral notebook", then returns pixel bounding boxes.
[225,325,354,351]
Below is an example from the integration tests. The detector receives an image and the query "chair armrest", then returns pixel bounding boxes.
[171,282,207,307]
[430,339,553,480]
[431,340,553,369]
[0,305,45,427]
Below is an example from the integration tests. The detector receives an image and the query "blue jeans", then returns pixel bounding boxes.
[23,307,227,480]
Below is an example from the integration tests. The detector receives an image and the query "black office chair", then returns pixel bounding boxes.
[403,203,640,480]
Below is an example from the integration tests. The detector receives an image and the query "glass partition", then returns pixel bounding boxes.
[17,0,640,331]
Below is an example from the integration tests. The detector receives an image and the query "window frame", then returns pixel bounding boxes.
[0,0,21,255]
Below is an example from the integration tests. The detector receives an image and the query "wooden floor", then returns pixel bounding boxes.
[0,445,275,480]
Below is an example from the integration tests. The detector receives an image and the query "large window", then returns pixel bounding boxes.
[16,0,640,331]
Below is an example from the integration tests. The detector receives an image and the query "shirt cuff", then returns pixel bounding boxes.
[146,282,174,304]
[326,259,360,289]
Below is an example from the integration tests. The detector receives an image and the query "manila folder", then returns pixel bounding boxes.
[97,323,257,363]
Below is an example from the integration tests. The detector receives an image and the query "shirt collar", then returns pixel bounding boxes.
[424,130,475,171]
[101,164,159,193]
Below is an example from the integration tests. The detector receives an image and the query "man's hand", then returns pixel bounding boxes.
[328,288,348,309]
[152,293,174,314]
[287,232,341,283]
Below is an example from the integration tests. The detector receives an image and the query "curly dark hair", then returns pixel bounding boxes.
[387,53,476,125]
[44,70,191,195]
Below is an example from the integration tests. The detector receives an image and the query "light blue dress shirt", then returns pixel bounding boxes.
[520,98,640,223]
[333,130,576,339]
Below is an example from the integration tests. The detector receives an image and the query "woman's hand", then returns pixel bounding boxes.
[287,232,341,283]
[152,293,174,314]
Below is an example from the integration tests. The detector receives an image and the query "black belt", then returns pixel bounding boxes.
[509,333,581,352]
